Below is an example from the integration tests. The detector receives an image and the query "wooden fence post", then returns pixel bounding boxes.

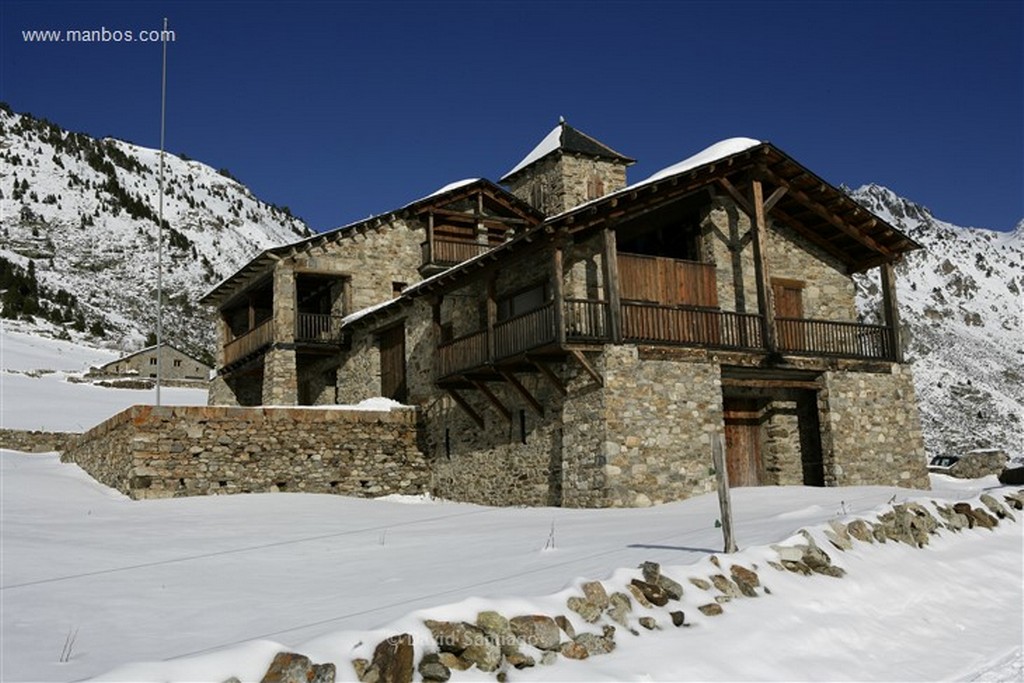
[712,433,738,553]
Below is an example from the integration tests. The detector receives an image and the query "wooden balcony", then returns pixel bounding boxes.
[223,319,273,366]
[295,312,344,344]
[435,300,897,380]
[421,238,494,268]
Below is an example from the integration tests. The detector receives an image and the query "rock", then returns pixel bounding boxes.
[437,653,471,671]
[949,449,1008,479]
[370,634,414,683]
[581,580,609,609]
[953,502,976,528]
[574,632,615,656]
[560,641,589,660]
[772,545,805,563]
[223,678,242,683]
[639,616,658,630]
[846,519,874,543]
[540,652,559,666]
[781,559,812,575]
[968,507,998,529]
[567,596,602,623]
[825,520,853,550]
[639,561,661,584]
[352,659,371,682]
[460,642,501,672]
[729,564,760,597]
[1003,491,1024,510]
[507,652,536,669]
[606,591,632,626]
[417,654,451,682]
[509,615,561,651]
[476,611,517,654]
[424,620,486,655]
[554,615,576,639]
[657,573,684,600]
[627,582,653,607]
[670,610,686,627]
[710,574,741,598]
[630,578,669,607]
[709,555,721,568]
[980,493,1014,520]
[689,577,712,590]
[766,560,786,572]
[261,652,335,683]
[698,603,723,616]
[802,545,845,578]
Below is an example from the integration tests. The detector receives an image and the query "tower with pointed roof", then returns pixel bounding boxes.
[500,119,635,216]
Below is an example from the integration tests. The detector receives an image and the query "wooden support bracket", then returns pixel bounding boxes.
[529,357,568,396]
[470,380,512,421]
[446,388,483,428]
[498,370,544,416]
[569,350,604,387]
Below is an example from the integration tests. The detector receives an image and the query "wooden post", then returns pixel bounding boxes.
[711,433,738,553]
[486,276,497,362]
[426,211,435,266]
[602,227,623,343]
[750,178,778,352]
[552,243,566,344]
[879,260,904,362]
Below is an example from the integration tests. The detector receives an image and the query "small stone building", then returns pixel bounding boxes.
[200,121,929,507]
[89,342,211,383]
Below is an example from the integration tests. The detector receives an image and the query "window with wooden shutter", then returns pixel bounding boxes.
[379,324,407,403]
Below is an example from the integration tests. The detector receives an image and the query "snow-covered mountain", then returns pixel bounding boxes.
[0,105,310,358]
[850,184,1023,460]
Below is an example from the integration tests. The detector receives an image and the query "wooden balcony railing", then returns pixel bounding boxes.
[223,319,273,366]
[433,300,897,380]
[776,317,895,360]
[295,312,343,343]
[422,238,493,267]
[621,302,763,350]
[494,303,556,358]
[437,329,488,378]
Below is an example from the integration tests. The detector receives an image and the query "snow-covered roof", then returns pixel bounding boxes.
[500,120,635,181]
[640,137,762,185]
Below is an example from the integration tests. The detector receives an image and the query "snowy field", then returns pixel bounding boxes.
[2,330,1022,682]
[0,327,208,432]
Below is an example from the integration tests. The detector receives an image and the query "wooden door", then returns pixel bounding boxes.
[723,399,762,487]
[772,279,805,350]
[379,324,407,402]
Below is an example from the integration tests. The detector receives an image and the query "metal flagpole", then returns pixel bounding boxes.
[156,17,168,406]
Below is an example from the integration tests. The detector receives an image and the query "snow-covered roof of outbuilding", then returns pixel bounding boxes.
[501,119,635,181]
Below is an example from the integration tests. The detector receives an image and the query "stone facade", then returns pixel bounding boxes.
[819,364,929,489]
[505,154,629,216]
[62,405,428,500]
[1,429,74,453]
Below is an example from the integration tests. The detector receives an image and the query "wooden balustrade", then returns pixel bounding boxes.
[223,319,273,366]
[565,299,609,340]
[775,317,895,360]
[295,312,342,343]
[422,238,493,267]
[437,329,488,377]
[494,303,556,358]
[621,303,763,350]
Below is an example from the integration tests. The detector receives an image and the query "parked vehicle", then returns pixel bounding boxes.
[927,454,960,473]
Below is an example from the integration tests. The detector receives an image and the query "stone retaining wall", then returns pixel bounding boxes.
[62,405,428,500]
[1,429,75,453]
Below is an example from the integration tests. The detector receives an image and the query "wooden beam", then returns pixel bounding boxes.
[552,243,566,345]
[760,167,893,258]
[721,378,820,390]
[470,380,512,421]
[751,178,779,352]
[426,211,434,265]
[486,276,497,362]
[446,388,484,428]
[498,369,544,416]
[716,177,756,218]
[763,186,788,212]
[879,260,904,363]
[569,349,604,387]
[602,227,623,343]
[530,358,568,396]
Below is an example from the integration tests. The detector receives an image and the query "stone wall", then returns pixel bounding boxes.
[62,405,428,500]
[504,153,628,216]
[1,429,75,453]
[820,363,929,489]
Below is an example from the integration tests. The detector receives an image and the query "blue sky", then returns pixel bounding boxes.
[3,1,1022,233]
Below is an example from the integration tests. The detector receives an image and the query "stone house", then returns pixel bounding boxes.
[203,121,929,507]
[89,342,211,383]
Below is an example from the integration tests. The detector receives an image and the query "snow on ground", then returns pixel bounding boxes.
[1,327,207,432]
[1,450,1020,682]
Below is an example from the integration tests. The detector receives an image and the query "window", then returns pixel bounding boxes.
[586,174,605,200]
[392,282,406,297]
[173,359,182,368]
[497,283,548,321]
[150,358,157,365]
